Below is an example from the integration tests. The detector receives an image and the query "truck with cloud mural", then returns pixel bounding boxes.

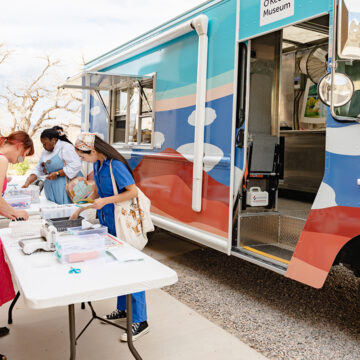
[62,0,360,291]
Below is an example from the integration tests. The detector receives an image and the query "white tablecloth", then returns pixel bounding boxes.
[1,229,178,309]
[26,197,56,216]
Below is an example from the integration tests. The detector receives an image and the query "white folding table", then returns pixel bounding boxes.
[1,229,178,359]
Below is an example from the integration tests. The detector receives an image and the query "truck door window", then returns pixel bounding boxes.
[334,60,360,119]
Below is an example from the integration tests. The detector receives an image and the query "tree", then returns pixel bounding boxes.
[0,55,81,137]
[0,43,12,66]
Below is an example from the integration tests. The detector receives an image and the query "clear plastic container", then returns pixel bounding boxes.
[67,225,108,237]
[5,185,31,197]
[6,185,40,203]
[41,205,79,220]
[4,194,31,209]
[28,185,40,203]
[55,234,105,264]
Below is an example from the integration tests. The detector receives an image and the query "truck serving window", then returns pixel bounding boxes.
[59,71,155,148]
[113,77,155,146]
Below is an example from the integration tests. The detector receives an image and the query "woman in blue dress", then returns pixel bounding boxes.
[23,128,82,204]
[71,132,149,342]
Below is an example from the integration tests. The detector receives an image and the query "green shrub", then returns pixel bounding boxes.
[13,158,30,175]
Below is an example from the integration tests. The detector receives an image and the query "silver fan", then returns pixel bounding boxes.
[300,44,328,84]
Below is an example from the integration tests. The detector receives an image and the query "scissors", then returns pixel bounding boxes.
[75,198,94,211]
[76,198,94,204]
[68,267,81,274]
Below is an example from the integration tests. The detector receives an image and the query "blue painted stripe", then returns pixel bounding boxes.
[323,151,360,207]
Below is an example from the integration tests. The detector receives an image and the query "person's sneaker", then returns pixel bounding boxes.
[0,327,9,337]
[120,321,149,342]
[101,310,127,324]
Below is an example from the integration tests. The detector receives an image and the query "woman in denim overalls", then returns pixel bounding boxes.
[23,128,82,204]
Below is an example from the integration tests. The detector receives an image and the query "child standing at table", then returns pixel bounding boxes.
[71,132,149,342]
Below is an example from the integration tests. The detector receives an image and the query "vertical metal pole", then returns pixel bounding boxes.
[137,87,142,145]
[126,294,142,360]
[83,76,90,133]
[68,304,76,360]
[192,15,208,212]
[125,89,130,144]
[83,77,91,177]
[110,89,116,144]
[150,74,156,148]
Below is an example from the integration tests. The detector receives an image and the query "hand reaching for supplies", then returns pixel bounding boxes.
[69,209,81,220]
[90,198,107,210]
[15,210,29,220]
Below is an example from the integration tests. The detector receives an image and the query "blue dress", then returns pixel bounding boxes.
[93,158,147,323]
[44,153,77,204]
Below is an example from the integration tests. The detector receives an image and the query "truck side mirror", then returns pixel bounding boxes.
[338,0,360,59]
[318,72,354,107]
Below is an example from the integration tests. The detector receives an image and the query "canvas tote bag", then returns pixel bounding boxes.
[109,161,154,250]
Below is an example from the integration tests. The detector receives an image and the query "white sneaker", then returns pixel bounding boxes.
[120,321,149,342]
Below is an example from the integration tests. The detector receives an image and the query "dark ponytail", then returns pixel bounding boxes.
[40,127,72,145]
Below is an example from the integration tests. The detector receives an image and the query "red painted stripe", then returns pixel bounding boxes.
[287,206,360,287]
[133,148,230,236]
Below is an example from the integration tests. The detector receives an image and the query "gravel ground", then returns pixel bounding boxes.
[159,246,360,360]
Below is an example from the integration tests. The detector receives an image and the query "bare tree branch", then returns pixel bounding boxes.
[0,44,13,65]
[0,54,81,136]
[27,56,60,95]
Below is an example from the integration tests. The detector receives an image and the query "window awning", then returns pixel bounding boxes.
[59,71,152,91]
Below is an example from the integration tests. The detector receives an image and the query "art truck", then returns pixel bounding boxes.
[61,0,360,290]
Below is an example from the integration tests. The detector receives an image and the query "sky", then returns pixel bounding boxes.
[0,0,205,128]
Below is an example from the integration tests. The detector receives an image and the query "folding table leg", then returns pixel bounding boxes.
[8,291,20,324]
[126,294,142,360]
[68,304,76,360]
